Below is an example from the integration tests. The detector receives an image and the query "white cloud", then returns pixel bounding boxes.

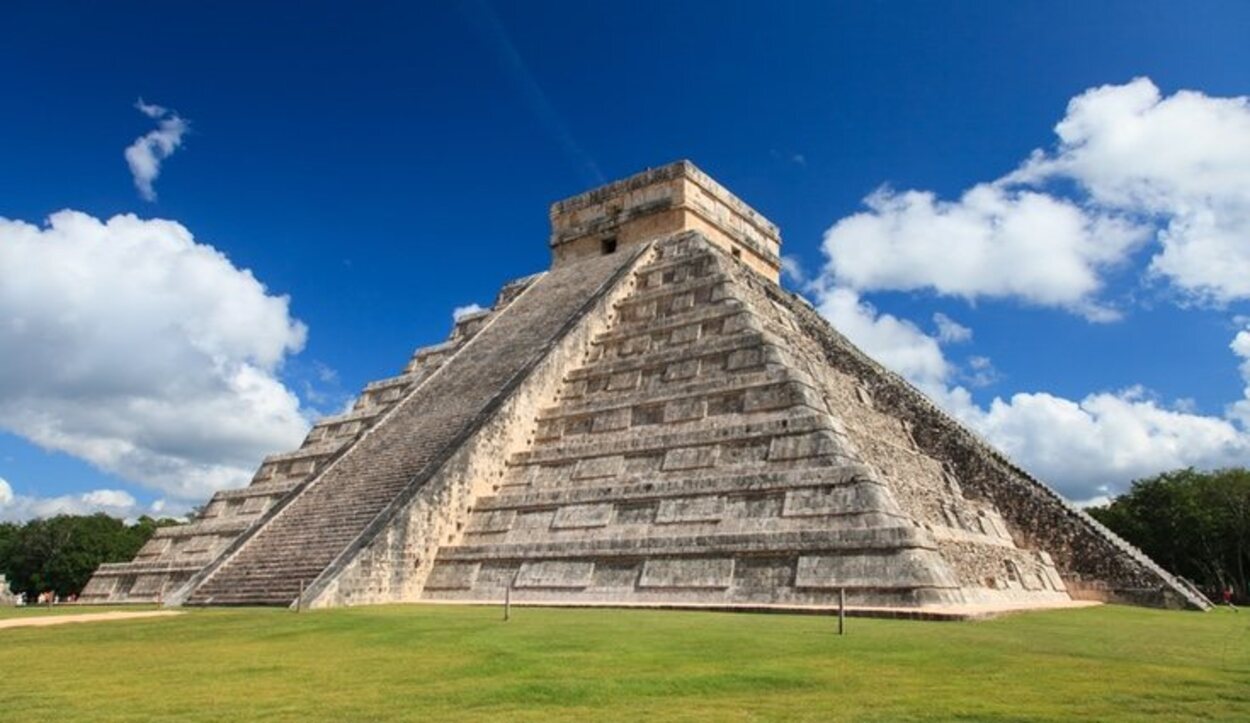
[813,286,950,393]
[1230,327,1250,426]
[933,313,972,344]
[0,476,169,522]
[124,99,188,201]
[452,303,485,322]
[823,78,1250,316]
[1012,78,1250,304]
[951,387,1250,503]
[809,77,1250,501]
[823,183,1146,320]
[0,210,310,502]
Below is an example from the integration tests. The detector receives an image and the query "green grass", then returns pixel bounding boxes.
[1,604,1247,721]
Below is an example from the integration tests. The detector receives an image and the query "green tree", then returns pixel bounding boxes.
[0,513,182,599]
[1088,468,1250,600]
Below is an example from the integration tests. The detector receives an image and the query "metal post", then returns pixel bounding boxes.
[504,581,512,621]
[838,587,846,636]
[297,579,304,613]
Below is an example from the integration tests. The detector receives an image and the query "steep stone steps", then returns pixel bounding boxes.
[182,248,644,607]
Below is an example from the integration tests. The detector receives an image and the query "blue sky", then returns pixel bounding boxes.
[2,1,1249,519]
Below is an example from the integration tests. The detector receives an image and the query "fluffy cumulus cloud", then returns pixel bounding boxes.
[808,78,1250,502]
[1011,78,1250,304]
[824,78,1250,316]
[824,184,1146,319]
[0,210,310,503]
[124,99,188,201]
[947,387,1250,503]
[0,476,169,523]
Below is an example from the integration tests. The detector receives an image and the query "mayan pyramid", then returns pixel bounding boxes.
[84,161,1209,615]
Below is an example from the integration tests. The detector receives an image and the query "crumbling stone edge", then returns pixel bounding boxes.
[757,276,1210,611]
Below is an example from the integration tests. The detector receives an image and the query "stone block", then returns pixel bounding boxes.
[662,446,719,471]
[669,323,701,346]
[768,431,841,461]
[726,347,763,371]
[424,562,480,590]
[663,359,699,381]
[663,397,706,423]
[466,510,516,534]
[656,496,725,523]
[607,370,641,391]
[592,408,631,433]
[619,335,651,357]
[795,550,956,589]
[515,560,595,589]
[551,503,614,529]
[742,383,796,413]
[631,404,664,426]
[639,558,734,588]
[782,485,882,517]
[534,419,563,441]
[722,312,755,334]
[592,561,640,588]
[572,456,625,480]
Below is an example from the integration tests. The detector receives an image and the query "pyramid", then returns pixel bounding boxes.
[85,161,1209,615]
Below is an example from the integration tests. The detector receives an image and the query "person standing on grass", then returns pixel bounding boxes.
[1223,586,1238,611]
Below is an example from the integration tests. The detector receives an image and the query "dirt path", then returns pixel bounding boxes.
[0,610,181,630]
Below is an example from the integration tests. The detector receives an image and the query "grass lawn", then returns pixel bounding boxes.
[1,603,1247,721]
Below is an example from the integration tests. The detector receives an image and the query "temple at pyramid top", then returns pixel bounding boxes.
[549,160,783,282]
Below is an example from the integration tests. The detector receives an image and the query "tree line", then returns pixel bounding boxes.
[0,513,181,599]
[1088,467,1250,602]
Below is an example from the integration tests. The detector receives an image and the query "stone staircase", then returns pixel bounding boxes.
[181,249,641,606]
[421,237,1002,609]
[81,274,536,604]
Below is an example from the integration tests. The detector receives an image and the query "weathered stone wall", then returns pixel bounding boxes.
[760,277,1209,610]
[416,234,1072,610]
[549,161,783,281]
[711,250,1069,605]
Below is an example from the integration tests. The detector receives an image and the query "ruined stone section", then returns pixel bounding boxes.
[180,246,647,607]
[420,235,1071,609]
[82,274,542,605]
[549,160,783,282]
[0,575,16,606]
[722,255,1208,610]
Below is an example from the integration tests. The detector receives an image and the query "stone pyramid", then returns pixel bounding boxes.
[85,161,1209,615]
